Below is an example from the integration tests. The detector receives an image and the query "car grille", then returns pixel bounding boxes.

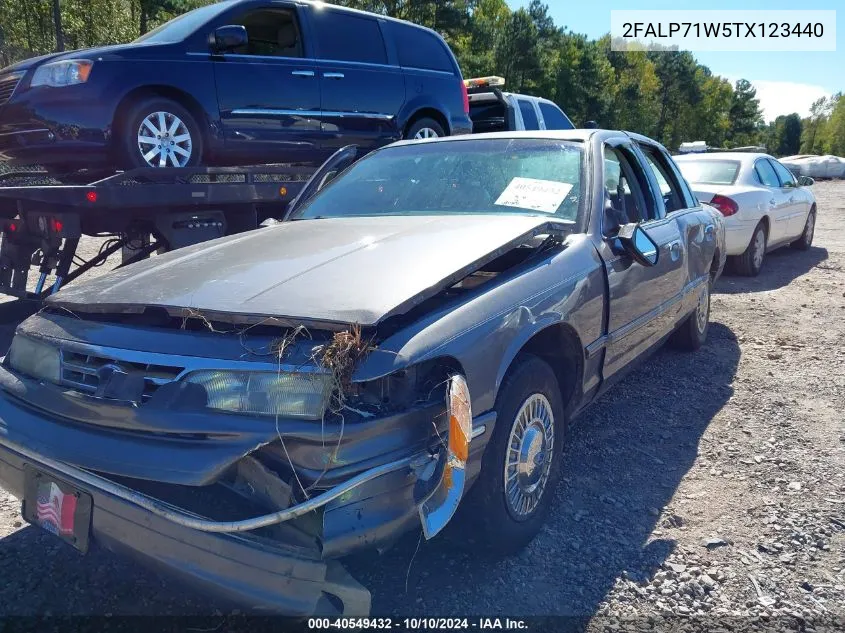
[0,73,23,107]
[60,350,184,403]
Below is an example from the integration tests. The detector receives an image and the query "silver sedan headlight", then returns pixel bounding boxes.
[7,335,61,383]
[181,370,333,420]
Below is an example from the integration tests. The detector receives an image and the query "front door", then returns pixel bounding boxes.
[307,7,404,153]
[769,159,810,239]
[597,141,687,382]
[212,5,322,163]
[752,158,792,244]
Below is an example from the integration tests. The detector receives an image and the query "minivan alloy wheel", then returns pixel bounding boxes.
[413,127,440,140]
[138,111,193,168]
[504,393,555,519]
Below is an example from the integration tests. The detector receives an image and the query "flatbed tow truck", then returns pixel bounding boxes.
[0,146,357,300]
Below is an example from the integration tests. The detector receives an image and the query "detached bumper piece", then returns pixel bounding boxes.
[0,373,477,615]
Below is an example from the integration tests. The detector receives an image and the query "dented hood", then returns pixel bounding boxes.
[50,215,559,326]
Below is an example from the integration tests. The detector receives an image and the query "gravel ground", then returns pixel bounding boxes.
[0,182,842,629]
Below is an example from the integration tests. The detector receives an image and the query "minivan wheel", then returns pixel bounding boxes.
[405,117,445,140]
[463,354,565,555]
[119,97,203,169]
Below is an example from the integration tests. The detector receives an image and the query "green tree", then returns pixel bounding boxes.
[727,79,764,146]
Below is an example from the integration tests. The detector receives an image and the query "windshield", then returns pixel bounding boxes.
[134,1,235,43]
[291,139,584,222]
[676,159,741,186]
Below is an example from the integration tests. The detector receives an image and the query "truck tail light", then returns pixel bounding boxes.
[710,194,738,217]
[5,219,20,233]
[460,79,470,115]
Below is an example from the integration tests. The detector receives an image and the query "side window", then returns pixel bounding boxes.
[770,159,797,187]
[603,146,652,235]
[394,24,454,72]
[754,159,780,188]
[639,145,687,213]
[538,102,574,130]
[311,10,387,64]
[231,9,303,57]
[518,99,540,130]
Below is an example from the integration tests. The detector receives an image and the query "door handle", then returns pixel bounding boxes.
[769,199,776,206]
[704,224,715,240]
[668,241,681,261]
[323,72,345,79]
[291,70,315,78]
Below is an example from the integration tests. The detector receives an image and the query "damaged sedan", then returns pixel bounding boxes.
[0,130,725,615]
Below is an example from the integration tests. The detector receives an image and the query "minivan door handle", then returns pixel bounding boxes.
[323,72,345,80]
[291,70,315,78]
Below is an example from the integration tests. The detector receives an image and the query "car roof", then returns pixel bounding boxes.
[387,128,659,147]
[674,152,774,163]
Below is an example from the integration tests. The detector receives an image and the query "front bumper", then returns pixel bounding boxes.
[0,440,371,615]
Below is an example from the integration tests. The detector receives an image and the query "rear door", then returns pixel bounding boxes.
[537,100,575,130]
[515,98,541,131]
[752,158,791,244]
[307,6,404,153]
[597,140,687,381]
[211,3,322,163]
[769,158,810,239]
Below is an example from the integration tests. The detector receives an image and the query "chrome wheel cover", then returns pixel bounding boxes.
[696,282,710,334]
[137,111,193,168]
[504,393,555,519]
[413,127,439,140]
[752,229,765,270]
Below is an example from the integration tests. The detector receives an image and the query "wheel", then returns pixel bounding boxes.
[464,355,565,555]
[791,208,816,251]
[118,97,203,169]
[405,117,446,140]
[670,278,711,352]
[732,222,767,276]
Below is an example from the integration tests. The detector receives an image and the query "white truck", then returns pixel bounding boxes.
[465,76,575,133]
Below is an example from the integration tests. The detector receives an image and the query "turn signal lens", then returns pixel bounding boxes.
[447,374,472,464]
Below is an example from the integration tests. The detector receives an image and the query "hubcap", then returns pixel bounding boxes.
[805,213,815,243]
[696,283,710,334]
[138,111,192,168]
[752,229,765,269]
[413,127,439,140]
[504,393,555,519]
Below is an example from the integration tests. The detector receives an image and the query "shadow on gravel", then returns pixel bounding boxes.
[347,323,741,619]
[0,322,740,619]
[715,246,828,295]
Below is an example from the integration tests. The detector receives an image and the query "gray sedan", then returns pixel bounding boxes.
[0,130,725,615]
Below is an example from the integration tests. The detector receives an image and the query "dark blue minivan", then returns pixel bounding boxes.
[0,0,472,171]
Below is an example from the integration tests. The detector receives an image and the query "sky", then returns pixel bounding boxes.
[506,0,842,122]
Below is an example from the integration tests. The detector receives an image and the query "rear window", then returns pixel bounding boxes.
[518,100,540,130]
[394,23,454,72]
[676,160,741,186]
[539,102,573,130]
[469,101,507,133]
[311,9,387,64]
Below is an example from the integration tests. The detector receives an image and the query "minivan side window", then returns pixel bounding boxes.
[231,9,303,57]
[311,10,387,65]
[538,102,573,130]
[518,100,540,130]
[394,24,454,72]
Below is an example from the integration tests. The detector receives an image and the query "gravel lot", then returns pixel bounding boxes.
[0,182,842,628]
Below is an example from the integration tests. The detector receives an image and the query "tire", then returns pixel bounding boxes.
[791,208,816,251]
[670,278,711,352]
[405,117,446,140]
[464,354,565,555]
[118,97,203,169]
[732,222,767,277]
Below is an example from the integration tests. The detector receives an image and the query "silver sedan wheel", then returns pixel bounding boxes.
[504,393,555,519]
[413,127,439,140]
[804,212,815,244]
[137,111,193,168]
[752,229,766,270]
[696,282,710,334]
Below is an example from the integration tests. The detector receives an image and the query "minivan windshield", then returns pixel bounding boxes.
[134,1,235,43]
[290,138,584,223]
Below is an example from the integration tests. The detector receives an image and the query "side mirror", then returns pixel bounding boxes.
[617,222,659,266]
[797,175,815,187]
[209,25,248,53]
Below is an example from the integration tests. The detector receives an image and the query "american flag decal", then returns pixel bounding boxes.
[35,481,77,536]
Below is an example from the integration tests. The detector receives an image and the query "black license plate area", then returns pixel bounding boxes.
[23,465,92,553]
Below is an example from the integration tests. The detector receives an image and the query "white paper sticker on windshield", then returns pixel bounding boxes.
[494,178,572,213]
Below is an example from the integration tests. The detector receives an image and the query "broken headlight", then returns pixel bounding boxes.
[7,335,61,384]
[181,370,333,420]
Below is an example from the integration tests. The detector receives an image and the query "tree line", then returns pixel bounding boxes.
[1,0,843,156]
